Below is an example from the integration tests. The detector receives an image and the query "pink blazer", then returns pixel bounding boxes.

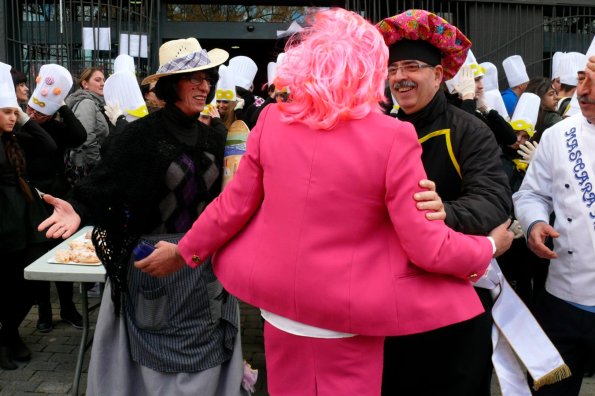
[179,104,492,336]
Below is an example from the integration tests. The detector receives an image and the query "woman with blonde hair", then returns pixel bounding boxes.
[64,67,109,185]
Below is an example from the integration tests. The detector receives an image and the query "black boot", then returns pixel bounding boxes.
[36,302,53,333]
[0,346,17,370]
[10,338,31,362]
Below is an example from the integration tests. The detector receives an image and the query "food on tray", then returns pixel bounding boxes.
[52,230,101,265]
[72,250,100,264]
[68,239,94,251]
[84,230,92,239]
[55,249,72,263]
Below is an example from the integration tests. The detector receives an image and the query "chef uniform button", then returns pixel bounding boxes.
[568,250,573,255]
[468,273,478,280]
[567,218,572,222]
[565,184,570,188]
[192,255,202,264]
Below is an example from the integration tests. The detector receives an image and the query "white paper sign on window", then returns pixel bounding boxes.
[119,33,148,58]
[82,27,111,51]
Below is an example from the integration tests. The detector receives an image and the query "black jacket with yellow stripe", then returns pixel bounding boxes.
[390,90,511,236]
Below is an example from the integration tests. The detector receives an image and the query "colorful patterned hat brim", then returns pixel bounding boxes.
[376,9,472,81]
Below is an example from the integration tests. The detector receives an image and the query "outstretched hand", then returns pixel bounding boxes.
[528,221,560,259]
[134,241,187,277]
[413,179,446,221]
[37,194,81,239]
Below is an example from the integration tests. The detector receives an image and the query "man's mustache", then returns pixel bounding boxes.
[393,80,417,90]
[578,95,595,105]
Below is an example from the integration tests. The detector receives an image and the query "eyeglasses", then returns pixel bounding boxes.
[388,62,434,76]
[181,73,212,87]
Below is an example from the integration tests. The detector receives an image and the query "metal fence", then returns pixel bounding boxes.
[2,1,594,89]
[3,0,159,85]
[344,0,595,88]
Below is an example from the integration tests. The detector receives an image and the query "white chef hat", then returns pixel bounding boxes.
[483,90,510,121]
[564,93,580,118]
[0,62,20,109]
[559,52,587,86]
[587,36,595,59]
[267,62,277,87]
[510,92,540,137]
[267,52,288,87]
[551,52,564,80]
[503,55,529,88]
[28,64,73,115]
[228,56,258,91]
[480,62,499,92]
[104,71,148,122]
[216,65,237,102]
[273,53,290,94]
[114,54,135,74]
[445,50,485,94]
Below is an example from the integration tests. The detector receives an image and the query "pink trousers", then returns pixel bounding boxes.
[263,321,385,396]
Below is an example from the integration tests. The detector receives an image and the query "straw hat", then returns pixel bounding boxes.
[141,38,228,85]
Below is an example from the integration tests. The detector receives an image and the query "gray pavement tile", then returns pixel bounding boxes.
[20,362,59,372]
[34,381,71,394]
[0,380,42,393]
[1,287,593,396]
[0,370,36,381]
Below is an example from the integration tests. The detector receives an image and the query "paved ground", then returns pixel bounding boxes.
[0,285,593,395]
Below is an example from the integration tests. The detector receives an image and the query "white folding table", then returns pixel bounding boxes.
[24,226,105,396]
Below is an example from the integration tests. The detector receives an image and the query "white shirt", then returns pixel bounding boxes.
[261,310,356,339]
[513,114,595,305]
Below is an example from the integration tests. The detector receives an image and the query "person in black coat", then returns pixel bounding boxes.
[26,103,87,331]
[378,11,511,396]
[1,64,56,369]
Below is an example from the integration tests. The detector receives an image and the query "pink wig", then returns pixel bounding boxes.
[275,8,389,130]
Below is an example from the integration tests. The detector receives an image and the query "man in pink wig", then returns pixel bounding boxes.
[377,9,512,396]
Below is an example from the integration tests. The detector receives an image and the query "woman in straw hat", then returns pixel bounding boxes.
[0,62,56,370]
[38,39,250,395]
[134,8,512,396]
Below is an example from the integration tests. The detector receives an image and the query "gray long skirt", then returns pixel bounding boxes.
[86,282,249,396]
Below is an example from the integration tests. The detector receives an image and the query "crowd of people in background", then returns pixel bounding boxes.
[0,6,594,396]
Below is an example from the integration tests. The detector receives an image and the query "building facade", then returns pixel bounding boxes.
[1,0,594,91]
